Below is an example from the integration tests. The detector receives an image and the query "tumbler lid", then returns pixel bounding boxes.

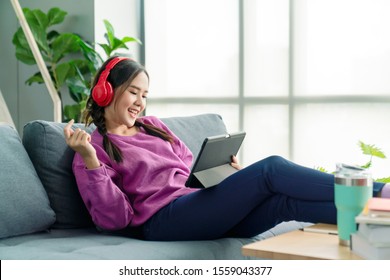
[334,163,373,187]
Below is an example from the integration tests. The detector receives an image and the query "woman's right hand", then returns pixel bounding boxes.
[64,120,100,169]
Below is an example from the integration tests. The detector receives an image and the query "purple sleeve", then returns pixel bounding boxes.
[73,155,135,230]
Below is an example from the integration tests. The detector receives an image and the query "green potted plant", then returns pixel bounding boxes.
[316,141,390,183]
[12,7,141,121]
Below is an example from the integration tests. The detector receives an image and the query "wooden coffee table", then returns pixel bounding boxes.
[242,224,362,260]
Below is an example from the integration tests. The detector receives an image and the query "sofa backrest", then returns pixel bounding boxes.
[22,114,227,229]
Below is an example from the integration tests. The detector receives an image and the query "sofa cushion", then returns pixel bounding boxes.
[23,121,95,229]
[0,124,56,238]
[0,221,311,259]
[22,114,227,229]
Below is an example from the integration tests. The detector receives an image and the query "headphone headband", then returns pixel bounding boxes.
[104,57,129,73]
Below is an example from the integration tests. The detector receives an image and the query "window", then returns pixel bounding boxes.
[293,0,390,178]
[144,0,390,178]
[144,0,238,98]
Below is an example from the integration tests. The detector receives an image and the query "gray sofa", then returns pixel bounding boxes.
[0,113,309,259]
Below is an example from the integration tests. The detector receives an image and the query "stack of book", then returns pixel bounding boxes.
[351,197,390,259]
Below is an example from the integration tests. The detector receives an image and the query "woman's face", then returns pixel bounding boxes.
[104,71,148,133]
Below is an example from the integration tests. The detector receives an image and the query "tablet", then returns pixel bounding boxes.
[185,131,246,188]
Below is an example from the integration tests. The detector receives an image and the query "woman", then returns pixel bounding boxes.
[64,56,389,241]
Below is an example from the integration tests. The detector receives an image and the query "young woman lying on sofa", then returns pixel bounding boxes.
[63,56,390,241]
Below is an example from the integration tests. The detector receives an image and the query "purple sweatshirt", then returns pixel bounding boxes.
[72,116,199,230]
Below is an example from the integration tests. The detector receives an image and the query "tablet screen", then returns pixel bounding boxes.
[186,131,246,188]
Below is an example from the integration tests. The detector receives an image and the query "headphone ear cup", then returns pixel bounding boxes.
[101,81,114,106]
[92,80,114,107]
[91,57,129,107]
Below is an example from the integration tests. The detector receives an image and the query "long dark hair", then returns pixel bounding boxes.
[83,56,173,163]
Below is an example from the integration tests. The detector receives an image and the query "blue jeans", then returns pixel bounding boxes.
[142,156,384,241]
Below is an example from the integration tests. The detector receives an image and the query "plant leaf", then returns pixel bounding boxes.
[65,60,92,102]
[24,9,50,54]
[98,43,112,57]
[103,19,115,47]
[314,166,329,173]
[121,36,142,45]
[51,33,81,62]
[67,77,90,103]
[25,8,49,30]
[358,141,386,159]
[31,25,50,55]
[12,28,29,50]
[70,59,93,76]
[360,161,372,169]
[55,62,73,89]
[47,7,67,26]
[64,103,81,122]
[25,72,44,85]
[375,177,390,183]
[78,39,103,71]
[64,101,86,122]
[47,30,60,42]
[15,48,36,65]
[111,38,129,52]
[12,29,35,64]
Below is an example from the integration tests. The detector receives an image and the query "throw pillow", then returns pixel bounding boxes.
[0,124,55,238]
[22,121,95,228]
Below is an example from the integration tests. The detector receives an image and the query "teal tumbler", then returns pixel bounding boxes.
[334,164,373,246]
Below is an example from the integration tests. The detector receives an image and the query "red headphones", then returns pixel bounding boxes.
[91,57,130,107]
